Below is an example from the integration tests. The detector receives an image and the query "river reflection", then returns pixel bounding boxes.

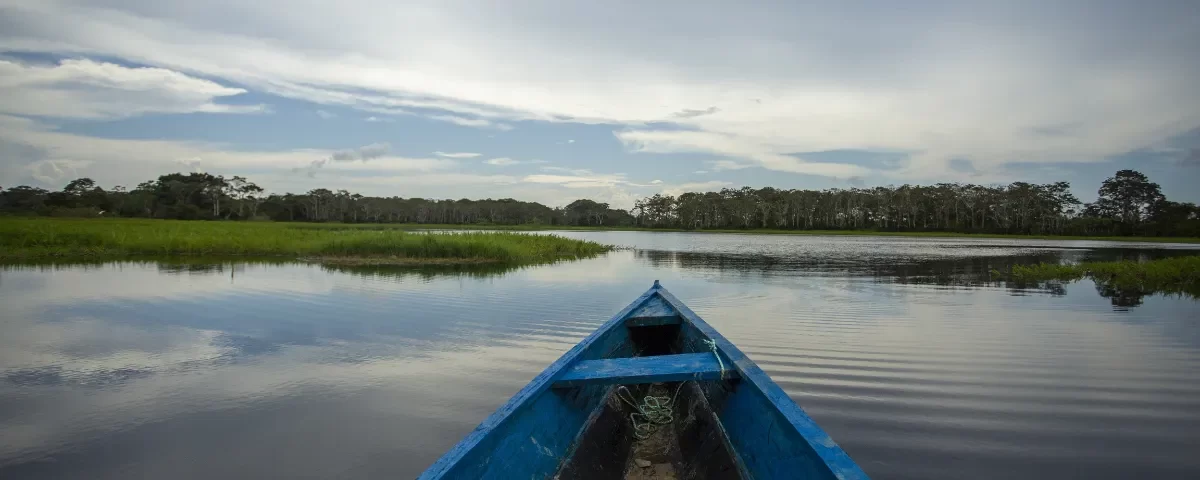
[632,247,1195,308]
[1,233,1198,479]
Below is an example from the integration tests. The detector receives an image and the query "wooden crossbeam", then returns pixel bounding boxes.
[552,353,736,388]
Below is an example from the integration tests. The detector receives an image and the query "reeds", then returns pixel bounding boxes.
[0,218,613,264]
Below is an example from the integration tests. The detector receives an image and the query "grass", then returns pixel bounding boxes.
[305,223,1200,244]
[0,218,613,265]
[1001,256,1200,297]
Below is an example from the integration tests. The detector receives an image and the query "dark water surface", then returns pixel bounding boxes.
[1,232,1198,479]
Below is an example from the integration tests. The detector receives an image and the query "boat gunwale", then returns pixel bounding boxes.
[654,286,870,480]
[416,284,661,479]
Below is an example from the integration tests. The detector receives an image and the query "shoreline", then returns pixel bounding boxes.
[360,224,1200,244]
[0,252,529,266]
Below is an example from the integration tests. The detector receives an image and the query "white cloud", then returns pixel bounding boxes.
[28,158,89,184]
[0,1,1197,183]
[428,114,513,130]
[567,139,575,144]
[176,157,203,172]
[315,110,335,119]
[0,58,264,119]
[518,167,712,207]
[484,157,547,166]
[364,116,393,122]
[525,167,655,190]
[433,151,481,158]
[0,117,454,190]
[709,160,753,171]
[522,174,625,189]
[615,129,869,177]
[662,181,732,197]
[0,115,664,207]
[694,170,708,174]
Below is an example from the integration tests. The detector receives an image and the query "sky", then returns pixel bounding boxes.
[0,0,1198,209]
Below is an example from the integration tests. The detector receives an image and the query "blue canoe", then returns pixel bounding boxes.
[419,281,869,479]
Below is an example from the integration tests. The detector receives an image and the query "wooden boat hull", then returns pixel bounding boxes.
[419,281,869,479]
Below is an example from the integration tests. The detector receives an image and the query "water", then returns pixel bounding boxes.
[1,232,1198,479]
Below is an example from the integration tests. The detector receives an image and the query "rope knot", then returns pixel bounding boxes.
[703,339,726,380]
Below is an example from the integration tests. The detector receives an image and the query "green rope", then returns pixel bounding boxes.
[615,341,728,440]
[616,383,684,440]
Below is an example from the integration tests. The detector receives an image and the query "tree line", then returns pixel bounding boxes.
[0,173,633,227]
[1,169,1196,237]
[634,170,1197,236]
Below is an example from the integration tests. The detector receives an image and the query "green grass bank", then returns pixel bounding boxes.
[0,218,613,264]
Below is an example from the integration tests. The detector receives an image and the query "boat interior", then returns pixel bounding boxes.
[552,296,747,479]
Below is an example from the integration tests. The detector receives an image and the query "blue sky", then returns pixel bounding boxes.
[1,0,1198,208]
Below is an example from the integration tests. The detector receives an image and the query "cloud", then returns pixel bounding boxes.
[433,151,481,158]
[616,129,870,177]
[176,157,203,172]
[1,116,631,207]
[522,173,628,189]
[567,139,575,144]
[1183,149,1200,167]
[484,157,547,166]
[28,159,89,184]
[316,110,335,119]
[661,181,732,197]
[525,167,656,189]
[364,116,393,122]
[673,106,720,118]
[295,142,394,175]
[519,167,701,203]
[694,170,708,174]
[0,113,746,208]
[709,160,753,171]
[292,142,473,177]
[1,0,1198,184]
[428,114,513,130]
[0,58,264,119]
[846,176,865,187]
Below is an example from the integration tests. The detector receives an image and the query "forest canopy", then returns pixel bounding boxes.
[2,169,1197,237]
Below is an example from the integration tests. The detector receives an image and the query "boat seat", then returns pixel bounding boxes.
[552,353,737,388]
[624,314,682,327]
[623,296,681,327]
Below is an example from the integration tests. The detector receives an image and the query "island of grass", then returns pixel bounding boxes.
[998,256,1200,297]
[0,218,613,265]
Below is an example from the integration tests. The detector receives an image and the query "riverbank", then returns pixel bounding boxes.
[313,223,1200,244]
[1001,256,1200,297]
[0,218,613,264]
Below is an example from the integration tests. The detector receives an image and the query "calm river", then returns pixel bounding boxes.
[1,232,1198,479]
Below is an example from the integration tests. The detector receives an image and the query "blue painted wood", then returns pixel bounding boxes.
[552,353,738,388]
[655,286,871,480]
[624,315,681,327]
[418,281,870,480]
[416,286,658,480]
[625,295,677,319]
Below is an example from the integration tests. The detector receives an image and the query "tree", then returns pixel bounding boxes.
[0,186,49,212]
[1091,170,1164,231]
